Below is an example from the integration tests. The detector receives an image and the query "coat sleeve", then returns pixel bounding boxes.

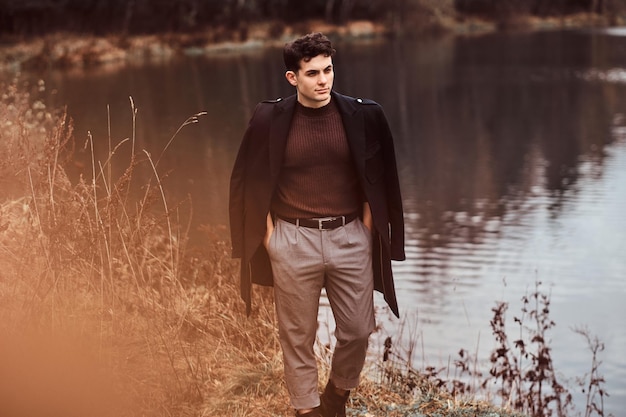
[229,104,260,259]
[376,106,406,261]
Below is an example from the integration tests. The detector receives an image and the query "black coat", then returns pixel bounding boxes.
[229,91,405,317]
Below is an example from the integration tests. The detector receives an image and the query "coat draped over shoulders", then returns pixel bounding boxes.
[229,91,405,317]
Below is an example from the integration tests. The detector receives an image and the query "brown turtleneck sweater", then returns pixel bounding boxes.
[271,99,361,219]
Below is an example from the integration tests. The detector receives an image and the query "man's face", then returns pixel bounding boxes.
[286,54,334,108]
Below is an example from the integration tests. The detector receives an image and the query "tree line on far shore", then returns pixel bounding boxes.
[0,0,624,37]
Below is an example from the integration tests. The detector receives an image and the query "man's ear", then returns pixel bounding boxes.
[285,71,298,87]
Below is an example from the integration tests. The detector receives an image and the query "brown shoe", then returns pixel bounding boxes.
[320,380,349,417]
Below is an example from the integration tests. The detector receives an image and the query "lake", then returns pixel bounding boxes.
[12,28,626,415]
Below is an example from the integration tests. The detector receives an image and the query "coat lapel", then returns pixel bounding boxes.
[268,95,296,178]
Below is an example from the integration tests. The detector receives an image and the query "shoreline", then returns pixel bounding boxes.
[0,12,619,74]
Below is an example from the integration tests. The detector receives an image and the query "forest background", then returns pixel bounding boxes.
[1,0,625,38]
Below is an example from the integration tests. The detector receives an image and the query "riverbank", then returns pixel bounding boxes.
[0,12,619,73]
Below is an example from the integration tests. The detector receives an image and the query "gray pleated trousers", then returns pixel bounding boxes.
[266,217,376,410]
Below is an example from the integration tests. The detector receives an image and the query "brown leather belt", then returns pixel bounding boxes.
[277,213,358,230]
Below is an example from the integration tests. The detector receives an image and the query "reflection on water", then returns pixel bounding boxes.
[381,31,626,415]
[11,29,626,415]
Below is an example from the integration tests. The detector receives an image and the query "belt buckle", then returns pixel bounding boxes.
[317,217,332,230]
[317,216,345,230]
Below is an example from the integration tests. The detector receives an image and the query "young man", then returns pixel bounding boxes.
[229,32,405,417]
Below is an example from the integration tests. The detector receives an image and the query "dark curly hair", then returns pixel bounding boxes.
[283,32,336,72]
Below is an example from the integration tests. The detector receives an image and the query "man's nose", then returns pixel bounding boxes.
[318,73,327,84]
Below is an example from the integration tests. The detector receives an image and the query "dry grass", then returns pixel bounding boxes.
[0,78,527,417]
[0,76,289,416]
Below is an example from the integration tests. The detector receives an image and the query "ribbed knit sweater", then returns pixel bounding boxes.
[271,99,361,219]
